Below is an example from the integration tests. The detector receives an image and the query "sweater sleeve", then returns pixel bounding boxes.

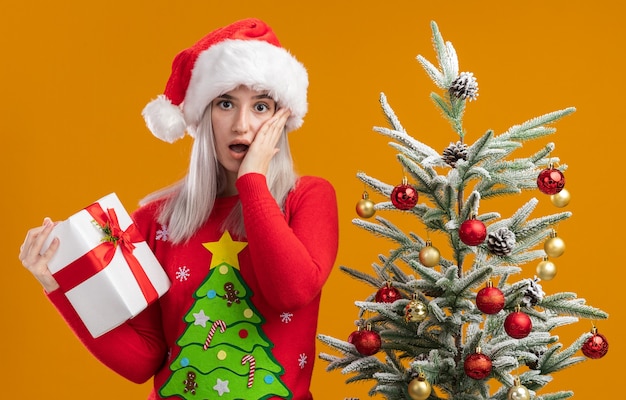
[47,290,167,383]
[236,173,339,311]
[45,203,168,383]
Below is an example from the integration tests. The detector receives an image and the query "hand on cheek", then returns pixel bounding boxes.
[238,108,291,178]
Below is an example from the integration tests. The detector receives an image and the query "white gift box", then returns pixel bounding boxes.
[42,193,170,338]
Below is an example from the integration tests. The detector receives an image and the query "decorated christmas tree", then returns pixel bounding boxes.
[318,21,609,400]
[160,232,291,399]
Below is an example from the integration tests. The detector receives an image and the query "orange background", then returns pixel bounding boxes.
[2,1,623,398]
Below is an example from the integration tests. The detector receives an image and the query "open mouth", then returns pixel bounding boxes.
[229,144,249,153]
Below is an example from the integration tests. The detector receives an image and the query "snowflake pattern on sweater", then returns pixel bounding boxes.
[156,225,168,241]
[175,266,191,282]
[280,312,294,323]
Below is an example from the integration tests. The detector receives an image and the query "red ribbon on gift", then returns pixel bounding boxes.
[53,202,159,304]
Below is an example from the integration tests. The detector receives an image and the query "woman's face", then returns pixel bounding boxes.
[211,86,277,176]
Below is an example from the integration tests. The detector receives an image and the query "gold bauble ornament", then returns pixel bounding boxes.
[536,258,557,280]
[419,240,440,267]
[356,191,376,218]
[408,373,432,400]
[507,377,531,400]
[544,230,565,258]
[550,188,570,208]
[405,294,428,323]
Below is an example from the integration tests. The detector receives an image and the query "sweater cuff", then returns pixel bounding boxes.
[235,173,270,200]
[46,287,66,304]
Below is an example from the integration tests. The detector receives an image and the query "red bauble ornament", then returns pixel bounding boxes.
[504,308,532,339]
[537,166,565,195]
[459,217,487,246]
[391,179,418,210]
[464,349,492,380]
[582,327,609,359]
[376,282,403,303]
[353,328,381,356]
[476,281,505,315]
[347,328,361,344]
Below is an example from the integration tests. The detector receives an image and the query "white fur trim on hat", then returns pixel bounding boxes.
[184,39,308,135]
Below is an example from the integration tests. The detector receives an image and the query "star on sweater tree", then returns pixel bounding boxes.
[318,21,608,400]
[160,231,291,399]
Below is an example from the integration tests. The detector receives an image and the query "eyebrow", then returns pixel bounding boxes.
[216,93,273,100]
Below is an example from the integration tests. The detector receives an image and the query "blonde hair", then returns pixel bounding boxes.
[140,103,298,243]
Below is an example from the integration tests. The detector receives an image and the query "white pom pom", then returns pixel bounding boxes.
[141,95,187,143]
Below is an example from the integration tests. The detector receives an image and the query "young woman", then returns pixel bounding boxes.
[19,18,339,400]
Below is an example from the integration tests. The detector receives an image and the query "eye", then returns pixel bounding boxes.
[216,100,233,110]
[254,102,270,112]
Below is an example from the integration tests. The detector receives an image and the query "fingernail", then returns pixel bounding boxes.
[43,217,52,227]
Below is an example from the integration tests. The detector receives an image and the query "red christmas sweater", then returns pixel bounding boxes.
[47,173,339,399]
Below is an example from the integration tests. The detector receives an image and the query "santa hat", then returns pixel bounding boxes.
[142,18,308,143]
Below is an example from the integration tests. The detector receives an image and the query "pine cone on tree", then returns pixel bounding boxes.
[525,345,548,370]
[442,141,468,167]
[486,227,516,256]
[521,278,545,307]
[449,71,479,101]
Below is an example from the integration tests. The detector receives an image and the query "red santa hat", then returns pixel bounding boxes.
[142,18,308,143]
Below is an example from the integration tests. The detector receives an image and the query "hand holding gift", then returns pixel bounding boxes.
[19,193,170,337]
[19,217,61,293]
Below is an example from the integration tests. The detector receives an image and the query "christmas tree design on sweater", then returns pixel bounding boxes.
[160,231,292,399]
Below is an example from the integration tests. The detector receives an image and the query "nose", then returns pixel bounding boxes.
[232,108,249,134]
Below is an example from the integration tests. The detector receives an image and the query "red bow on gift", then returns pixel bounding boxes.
[53,202,158,304]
